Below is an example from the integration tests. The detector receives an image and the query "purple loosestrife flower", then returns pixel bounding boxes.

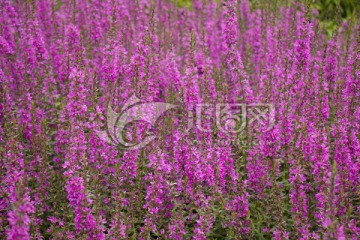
[223,0,254,103]
[3,141,34,240]
[0,0,359,239]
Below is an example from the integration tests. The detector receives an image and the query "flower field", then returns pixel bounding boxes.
[0,0,359,239]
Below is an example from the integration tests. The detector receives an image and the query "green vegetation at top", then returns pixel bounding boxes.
[171,0,360,36]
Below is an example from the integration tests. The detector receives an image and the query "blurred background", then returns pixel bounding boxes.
[172,0,360,36]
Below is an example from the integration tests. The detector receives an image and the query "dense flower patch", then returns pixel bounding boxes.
[0,0,359,239]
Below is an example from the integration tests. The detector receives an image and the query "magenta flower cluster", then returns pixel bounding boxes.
[0,0,359,239]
